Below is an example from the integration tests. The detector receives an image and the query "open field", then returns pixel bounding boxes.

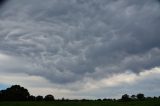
[0,100,160,106]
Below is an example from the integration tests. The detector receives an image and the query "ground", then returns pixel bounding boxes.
[0,100,160,106]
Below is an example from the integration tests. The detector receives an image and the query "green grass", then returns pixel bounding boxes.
[0,100,160,106]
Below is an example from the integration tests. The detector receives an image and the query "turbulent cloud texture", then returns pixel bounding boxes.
[0,0,160,98]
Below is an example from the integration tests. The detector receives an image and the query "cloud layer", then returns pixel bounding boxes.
[0,0,160,98]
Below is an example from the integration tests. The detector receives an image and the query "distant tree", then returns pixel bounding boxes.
[153,96,158,100]
[0,85,56,101]
[28,95,36,101]
[61,97,65,101]
[121,94,130,101]
[82,99,87,101]
[0,90,6,101]
[131,95,136,100]
[103,98,107,101]
[146,97,152,100]
[137,93,145,100]
[1,85,30,101]
[97,99,102,101]
[0,91,2,101]
[44,94,54,101]
[36,96,43,101]
[103,98,114,101]
[113,99,116,101]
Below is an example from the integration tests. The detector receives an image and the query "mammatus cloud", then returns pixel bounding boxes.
[0,0,160,98]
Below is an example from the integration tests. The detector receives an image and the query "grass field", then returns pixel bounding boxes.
[0,100,160,106]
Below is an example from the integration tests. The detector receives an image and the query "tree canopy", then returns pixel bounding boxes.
[0,85,30,101]
[0,85,54,101]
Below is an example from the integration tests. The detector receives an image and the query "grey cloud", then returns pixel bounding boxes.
[0,0,7,7]
[70,69,160,99]
[0,0,160,84]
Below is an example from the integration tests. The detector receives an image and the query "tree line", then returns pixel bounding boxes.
[120,93,160,102]
[0,85,54,101]
[0,85,160,101]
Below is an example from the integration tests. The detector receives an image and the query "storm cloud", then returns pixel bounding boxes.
[0,0,160,97]
[0,0,7,6]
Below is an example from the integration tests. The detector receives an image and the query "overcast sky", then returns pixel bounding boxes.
[0,0,160,99]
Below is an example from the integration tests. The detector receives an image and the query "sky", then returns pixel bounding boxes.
[0,0,160,99]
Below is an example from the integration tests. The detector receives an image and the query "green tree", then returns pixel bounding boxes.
[121,94,130,101]
[4,85,30,101]
[36,96,43,101]
[137,93,145,100]
[131,95,136,100]
[44,94,54,101]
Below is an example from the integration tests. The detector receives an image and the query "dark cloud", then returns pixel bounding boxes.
[0,0,160,84]
[0,0,7,5]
